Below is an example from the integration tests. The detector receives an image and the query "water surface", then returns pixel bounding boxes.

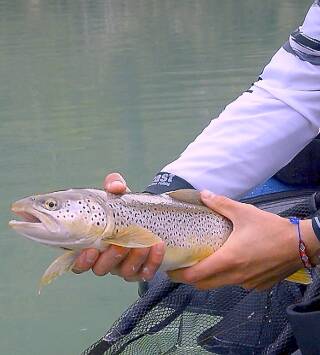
[0,1,311,354]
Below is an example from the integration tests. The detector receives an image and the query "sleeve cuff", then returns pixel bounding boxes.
[144,172,195,194]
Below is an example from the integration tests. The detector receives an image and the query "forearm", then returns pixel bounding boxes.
[163,89,318,198]
[161,2,320,199]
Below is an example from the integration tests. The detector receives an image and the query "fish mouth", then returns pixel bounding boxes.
[10,209,42,224]
[9,203,52,235]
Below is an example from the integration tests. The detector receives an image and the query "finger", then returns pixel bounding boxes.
[104,173,130,194]
[140,242,166,281]
[241,265,299,290]
[200,190,244,220]
[193,269,244,290]
[117,248,150,278]
[167,248,235,284]
[92,245,129,276]
[72,248,100,273]
[254,279,279,291]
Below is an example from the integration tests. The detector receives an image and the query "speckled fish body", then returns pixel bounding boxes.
[9,188,311,291]
[9,188,232,291]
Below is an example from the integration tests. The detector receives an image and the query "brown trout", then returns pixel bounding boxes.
[9,188,310,292]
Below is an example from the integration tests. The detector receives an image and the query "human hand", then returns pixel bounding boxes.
[168,190,320,291]
[72,172,165,281]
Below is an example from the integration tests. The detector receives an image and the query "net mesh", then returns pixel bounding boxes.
[82,191,320,355]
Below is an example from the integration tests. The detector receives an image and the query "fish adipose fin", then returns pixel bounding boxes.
[285,268,312,285]
[39,250,79,294]
[104,225,162,248]
[167,189,204,206]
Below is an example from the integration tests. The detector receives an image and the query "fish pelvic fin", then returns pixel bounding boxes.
[285,268,312,285]
[38,250,79,294]
[103,225,162,248]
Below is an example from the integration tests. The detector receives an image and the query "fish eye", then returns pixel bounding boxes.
[44,198,58,211]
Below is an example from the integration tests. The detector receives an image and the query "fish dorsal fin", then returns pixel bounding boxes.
[285,268,312,285]
[167,189,204,206]
[104,225,162,248]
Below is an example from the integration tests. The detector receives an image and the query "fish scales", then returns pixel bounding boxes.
[106,193,230,249]
[9,188,232,290]
[9,188,312,291]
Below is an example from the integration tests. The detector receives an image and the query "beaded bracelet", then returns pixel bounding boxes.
[289,217,313,269]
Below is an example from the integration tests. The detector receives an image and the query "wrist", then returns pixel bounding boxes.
[300,219,320,266]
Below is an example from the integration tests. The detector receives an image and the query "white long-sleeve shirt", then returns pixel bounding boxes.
[162,1,320,199]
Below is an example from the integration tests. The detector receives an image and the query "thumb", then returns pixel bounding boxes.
[104,172,131,194]
[200,190,241,220]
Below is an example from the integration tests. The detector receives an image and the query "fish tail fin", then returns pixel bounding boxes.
[38,250,79,294]
[285,268,312,285]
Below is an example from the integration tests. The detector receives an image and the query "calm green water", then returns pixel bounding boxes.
[0,1,311,354]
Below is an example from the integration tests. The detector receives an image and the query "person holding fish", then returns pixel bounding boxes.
[73,0,320,291]
[8,1,318,353]
[72,2,320,353]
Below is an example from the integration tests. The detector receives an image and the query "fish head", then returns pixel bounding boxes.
[9,189,108,249]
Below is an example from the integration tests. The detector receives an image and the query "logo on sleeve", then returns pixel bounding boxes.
[150,173,175,187]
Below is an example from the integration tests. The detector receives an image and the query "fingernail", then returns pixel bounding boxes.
[141,267,151,281]
[155,243,164,254]
[72,268,83,274]
[109,178,126,189]
[86,250,97,264]
[132,265,136,272]
[201,190,214,200]
[108,181,119,190]
[115,253,123,259]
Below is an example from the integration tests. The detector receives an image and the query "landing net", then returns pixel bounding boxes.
[83,190,320,355]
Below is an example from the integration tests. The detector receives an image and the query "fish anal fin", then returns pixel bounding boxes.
[167,189,204,206]
[161,245,214,271]
[285,268,312,285]
[104,225,162,248]
[39,251,78,294]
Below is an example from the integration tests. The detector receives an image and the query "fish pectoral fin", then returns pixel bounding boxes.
[167,189,204,206]
[38,250,79,294]
[285,268,312,285]
[103,225,162,248]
